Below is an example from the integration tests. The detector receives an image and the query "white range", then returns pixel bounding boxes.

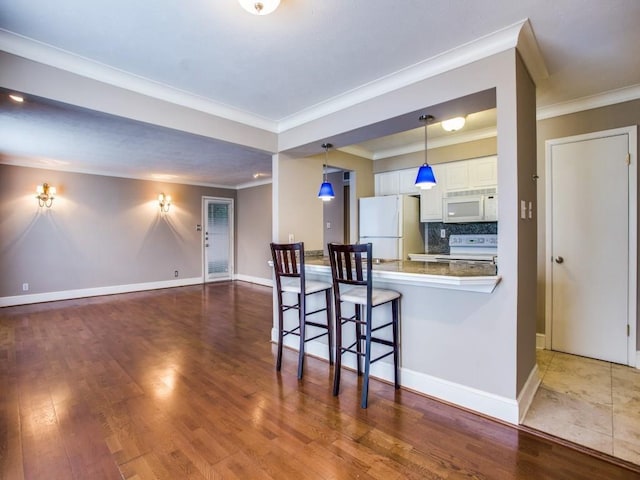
[409,234,498,265]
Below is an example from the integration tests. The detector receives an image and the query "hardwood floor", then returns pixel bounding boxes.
[1,282,638,479]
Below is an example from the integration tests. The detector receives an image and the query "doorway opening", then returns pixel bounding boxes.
[322,169,356,255]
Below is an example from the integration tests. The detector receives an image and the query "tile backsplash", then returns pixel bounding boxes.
[425,222,498,254]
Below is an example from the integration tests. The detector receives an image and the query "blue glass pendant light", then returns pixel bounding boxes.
[318,143,335,201]
[415,114,437,190]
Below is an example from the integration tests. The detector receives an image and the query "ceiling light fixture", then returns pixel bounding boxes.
[238,0,280,15]
[318,143,335,201]
[36,183,56,208]
[415,115,437,190]
[441,116,466,132]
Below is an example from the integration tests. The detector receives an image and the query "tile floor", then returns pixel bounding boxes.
[523,349,640,465]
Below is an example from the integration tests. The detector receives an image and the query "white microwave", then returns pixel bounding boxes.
[443,190,498,223]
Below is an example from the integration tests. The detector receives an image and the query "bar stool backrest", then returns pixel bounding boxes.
[271,242,305,292]
[327,242,372,293]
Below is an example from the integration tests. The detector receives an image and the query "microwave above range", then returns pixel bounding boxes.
[442,188,497,223]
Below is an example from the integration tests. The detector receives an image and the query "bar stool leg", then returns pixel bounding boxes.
[392,298,400,389]
[355,304,363,376]
[297,293,305,380]
[325,289,334,365]
[332,301,343,396]
[276,292,285,372]
[361,305,373,409]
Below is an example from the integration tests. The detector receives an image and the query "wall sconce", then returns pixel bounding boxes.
[158,193,172,212]
[36,183,56,208]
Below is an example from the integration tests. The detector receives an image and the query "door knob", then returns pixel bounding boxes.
[555,256,564,264]
[205,244,209,247]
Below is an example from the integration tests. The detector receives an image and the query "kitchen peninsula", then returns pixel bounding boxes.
[275,254,511,422]
[305,256,500,293]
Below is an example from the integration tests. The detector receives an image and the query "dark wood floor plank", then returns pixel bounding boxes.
[1,282,639,479]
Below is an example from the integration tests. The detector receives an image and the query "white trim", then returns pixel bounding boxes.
[0,277,202,307]
[545,126,637,366]
[517,365,541,424]
[537,84,640,120]
[274,334,522,424]
[0,29,278,132]
[234,274,272,287]
[636,351,640,370]
[279,20,528,131]
[536,333,546,350]
[0,21,533,132]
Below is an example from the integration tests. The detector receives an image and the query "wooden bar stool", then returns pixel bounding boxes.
[270,242,333,379]
[328,242,401,408]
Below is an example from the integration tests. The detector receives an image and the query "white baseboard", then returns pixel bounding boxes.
[0,277,203,307]
[234,274,272,287]
[636,351,640,370]
[536,333,546,350]
[273,332,523,424]
[517,364,541,423]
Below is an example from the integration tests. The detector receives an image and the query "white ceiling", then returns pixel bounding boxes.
[1,0,639,187]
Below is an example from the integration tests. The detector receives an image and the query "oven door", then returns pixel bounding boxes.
[443,195,484,223]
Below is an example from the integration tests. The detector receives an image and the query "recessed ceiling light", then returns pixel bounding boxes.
[9,94,24,103]
[238,0,280,15]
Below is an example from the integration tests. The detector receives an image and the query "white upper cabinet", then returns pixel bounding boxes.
[375,171,400,196]
[375,168,418,196]
[420,164,446,222]
[444,161,470,191]
[468,156,497,188]
[398,167,419,194]
[443,156,498,192]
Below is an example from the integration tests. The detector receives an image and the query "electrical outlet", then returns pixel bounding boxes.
[288,233,294,242]
[174,270,179,277]
[440,229,446,239]
[326,222,331,229]
[22,283,29,291]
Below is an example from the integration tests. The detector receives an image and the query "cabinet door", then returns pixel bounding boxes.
[375,171,400,196]
[445,160,469,191]
[420,164,445,221]
[468,156,497,188]
[398,168,419,194]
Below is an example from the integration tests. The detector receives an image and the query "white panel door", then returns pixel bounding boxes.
[549,133,629,363]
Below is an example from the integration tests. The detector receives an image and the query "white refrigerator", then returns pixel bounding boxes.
[358,195,423,260]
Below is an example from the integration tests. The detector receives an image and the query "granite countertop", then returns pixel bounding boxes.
[305,257,497,277]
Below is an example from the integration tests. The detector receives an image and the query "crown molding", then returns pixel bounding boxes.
[536,83,640,120]
[516,19,548,83]
[0,29,279,133]
[278,20,531,132]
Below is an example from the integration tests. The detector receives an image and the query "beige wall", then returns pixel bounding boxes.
[237,183,272,281]
[536,99,640,338]
[0,164,236,298]
[275,150,373,250]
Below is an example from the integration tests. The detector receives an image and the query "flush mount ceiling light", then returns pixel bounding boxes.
[441,116,466,132]
[318,143,335,201]
[238,0,280,15]
[415,115,437,190]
